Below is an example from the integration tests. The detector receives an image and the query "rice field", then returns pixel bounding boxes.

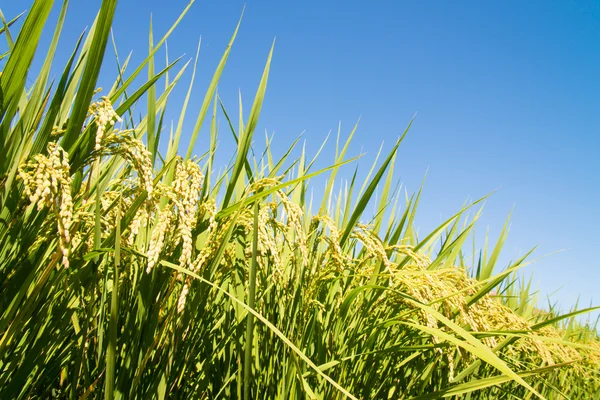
[1,1,599,399]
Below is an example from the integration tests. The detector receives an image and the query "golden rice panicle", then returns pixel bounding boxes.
[248,177,280,193]
[173,159,204,269]
[177,278,191,314]
[277,190,308,263]
[351,224,397,282]
[392,255,582,367]
[257,201,282,272]
[100,191,131,230]
[18,142,73,268]
[127,207,148,246]
[311,214,347,271]
[146,207,173,274]
[88,94,122,151]
[201,198,218,233]
[193,214,240,274]
[246,178,284,273]
[70,200,95,252]
[145,158,204,276]
[386,243,430,269]
[99,131,154,197]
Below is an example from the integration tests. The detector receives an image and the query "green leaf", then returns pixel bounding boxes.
[222,40,274,208]
[339,120,412,247]
[184,9,244,160]
[62,0,117,151]
[409,363,571,399]
[0,0,53,145]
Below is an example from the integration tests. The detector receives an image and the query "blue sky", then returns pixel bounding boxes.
[4,0,600,319]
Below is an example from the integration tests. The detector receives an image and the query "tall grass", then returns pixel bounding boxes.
[1,1,599,399]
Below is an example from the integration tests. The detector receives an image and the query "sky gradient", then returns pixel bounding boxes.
[4,0,600,320]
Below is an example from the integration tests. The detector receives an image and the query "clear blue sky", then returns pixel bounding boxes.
[5,0,600,319]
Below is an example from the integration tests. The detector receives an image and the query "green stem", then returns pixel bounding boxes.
[105,197,121,400]
[244,201,259,400]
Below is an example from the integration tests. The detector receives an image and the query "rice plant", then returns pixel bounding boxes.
[1,1,598,399]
